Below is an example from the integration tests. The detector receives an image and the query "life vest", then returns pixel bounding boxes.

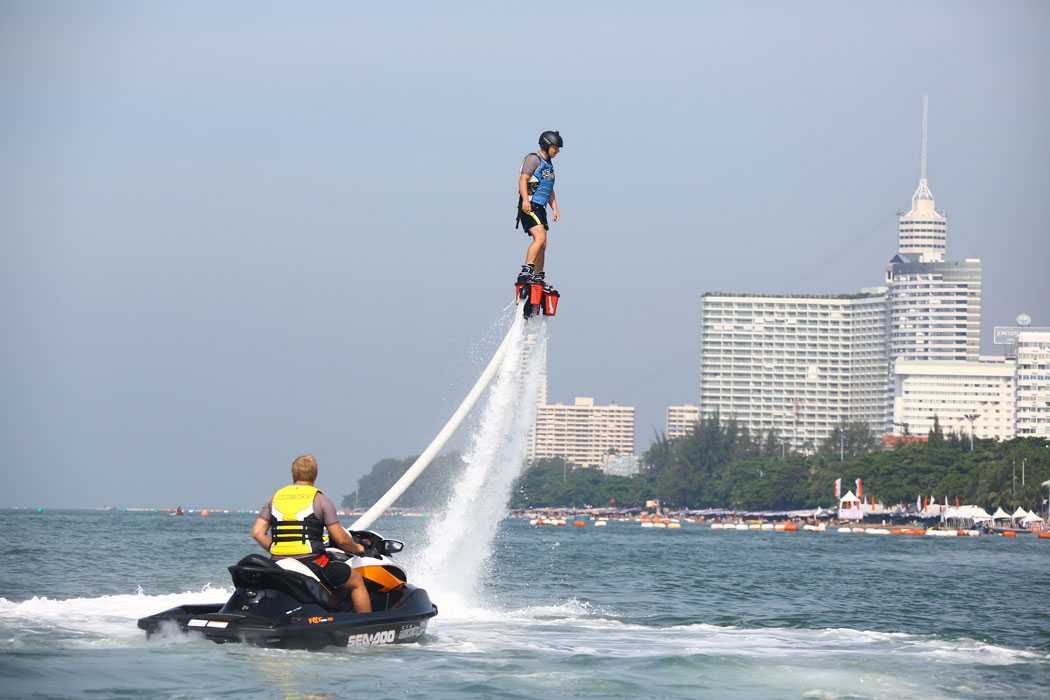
[268,484,326,557]
[526,153,555,206]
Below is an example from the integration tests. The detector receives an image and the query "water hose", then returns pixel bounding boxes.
[349,315,521,530]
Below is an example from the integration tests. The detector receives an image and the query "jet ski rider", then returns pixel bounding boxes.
[516,130,563,289]
[252,454,373,614]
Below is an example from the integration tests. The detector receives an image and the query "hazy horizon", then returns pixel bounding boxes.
[3,2,1048,508]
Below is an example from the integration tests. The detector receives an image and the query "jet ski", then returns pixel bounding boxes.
[138,530,437,649]
[515,280,560,319]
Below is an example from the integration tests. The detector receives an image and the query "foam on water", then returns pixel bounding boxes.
[419,598,1044,667]
[0,586,230,646]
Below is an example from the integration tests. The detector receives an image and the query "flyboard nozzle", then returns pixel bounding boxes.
[529,283,544,306]
[543,289,560,316]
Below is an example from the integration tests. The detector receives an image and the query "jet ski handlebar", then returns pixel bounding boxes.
[347,529,405,558]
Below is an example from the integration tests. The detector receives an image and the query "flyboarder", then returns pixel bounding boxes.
[516,130,563,290]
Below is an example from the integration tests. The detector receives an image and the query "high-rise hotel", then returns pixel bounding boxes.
[886,98,999,439]
[699,290,891,451]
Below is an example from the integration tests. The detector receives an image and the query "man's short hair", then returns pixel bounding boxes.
[291,454,318,482]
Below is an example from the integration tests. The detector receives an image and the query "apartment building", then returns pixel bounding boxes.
[666,404,700,439]
[529,397,635,468]
[1015,331,1050,438]
[893,358,1016,440]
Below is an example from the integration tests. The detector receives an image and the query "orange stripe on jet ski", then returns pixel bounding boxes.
[359,565,405,593]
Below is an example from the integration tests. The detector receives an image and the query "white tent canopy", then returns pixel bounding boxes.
[839,490,861,504]
[970,506,993,522]
[1011,507,1028,519]
[992,507,1011,520]
[944,505,994,522]
[1021,511,1044,524]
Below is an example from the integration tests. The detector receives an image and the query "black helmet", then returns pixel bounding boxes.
[539,130,563,149]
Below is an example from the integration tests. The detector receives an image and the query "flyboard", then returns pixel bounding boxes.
[515,279,560,319]
[138,284,556,649]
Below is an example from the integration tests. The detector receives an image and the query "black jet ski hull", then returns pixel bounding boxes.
[138,584,437,650]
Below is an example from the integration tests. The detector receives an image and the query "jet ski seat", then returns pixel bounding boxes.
[228,554,346,611]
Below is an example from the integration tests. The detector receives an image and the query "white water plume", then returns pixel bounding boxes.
[415,311,549,606]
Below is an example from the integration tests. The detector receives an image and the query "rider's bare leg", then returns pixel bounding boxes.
[525,226,547,274]
[344,569,373,614]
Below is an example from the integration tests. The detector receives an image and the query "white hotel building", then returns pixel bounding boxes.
[699,289,890,452]
[529,397,636,468]
[1015,331,1050,439]
[893,358,1016,440]
[886,255,982,363]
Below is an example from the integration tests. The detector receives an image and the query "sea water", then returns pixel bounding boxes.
[1,510,1048,699]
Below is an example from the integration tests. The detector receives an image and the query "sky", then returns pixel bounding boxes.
[2,1,1048,508]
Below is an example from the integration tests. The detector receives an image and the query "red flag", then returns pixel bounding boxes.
[834,478,842,498]
[955,496,960,507]
[855,478,863,499]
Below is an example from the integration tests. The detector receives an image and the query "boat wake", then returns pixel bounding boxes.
[0,586,232,647]
[423,597,1046,665]
[3,586,1042,671]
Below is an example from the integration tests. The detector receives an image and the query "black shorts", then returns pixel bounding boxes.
[518,203,548,234]
[302,554,351,588]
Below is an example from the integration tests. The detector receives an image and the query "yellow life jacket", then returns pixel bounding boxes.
[268,484,326,557]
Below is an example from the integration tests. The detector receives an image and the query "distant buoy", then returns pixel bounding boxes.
[1039,532,1050,540]
[573,520,586,527]
[200,509,209,518]
[35,507,44,513]
[1002,530,1016,538]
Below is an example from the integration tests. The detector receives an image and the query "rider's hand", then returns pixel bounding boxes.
[521,199,532,213]
[551,209,560,223]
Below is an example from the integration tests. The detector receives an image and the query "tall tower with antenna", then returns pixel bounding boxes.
[896,96,947,262]
[887,96,982,369]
